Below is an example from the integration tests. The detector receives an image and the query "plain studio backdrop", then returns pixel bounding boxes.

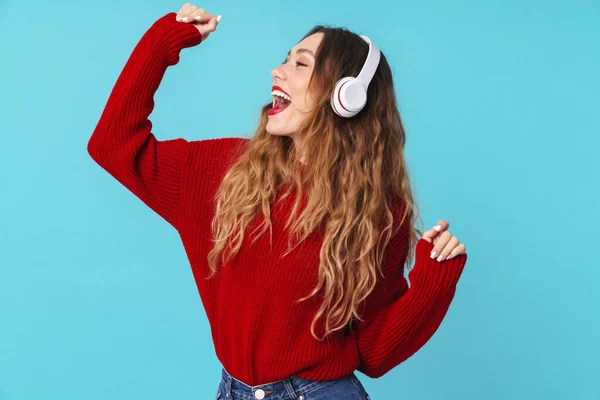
[0,0,597,399]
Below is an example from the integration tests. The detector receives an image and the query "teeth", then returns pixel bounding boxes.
[271,89,291,103]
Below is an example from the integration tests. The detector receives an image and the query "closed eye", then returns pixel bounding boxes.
[281,59,308,67]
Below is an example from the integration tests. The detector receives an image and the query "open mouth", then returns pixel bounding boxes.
[269,88,292,115]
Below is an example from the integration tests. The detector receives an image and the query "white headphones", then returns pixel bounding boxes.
[330,35,381,118]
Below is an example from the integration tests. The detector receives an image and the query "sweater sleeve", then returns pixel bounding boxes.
[355,233,468,378]
[87,12,203,230]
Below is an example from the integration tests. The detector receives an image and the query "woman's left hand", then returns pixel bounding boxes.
[421,220,467,261]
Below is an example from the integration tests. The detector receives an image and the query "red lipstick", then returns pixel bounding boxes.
[272,85,291,98]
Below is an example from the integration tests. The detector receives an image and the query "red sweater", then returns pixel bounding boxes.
[87,12,468,386]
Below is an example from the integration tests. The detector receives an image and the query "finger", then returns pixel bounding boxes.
[179,4,198,22]
[191,8,208,21]
[433,220,450,233]
[176,3,191,21]
[420,231,433,243]
[446,243,466,260]
[194,11,214,23]
[178,3,192,14]
[429,231,452,260]
[437,236,459,262]
[201,15,219,35]
[420,227,438,243]
[420,220,450,243]
[207,15,220,29]
[178,2,195,16]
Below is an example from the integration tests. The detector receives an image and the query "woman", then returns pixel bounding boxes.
[87,3,468,399]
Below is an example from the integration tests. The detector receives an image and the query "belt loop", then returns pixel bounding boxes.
[226,372,233,399]
[283,378,299,399]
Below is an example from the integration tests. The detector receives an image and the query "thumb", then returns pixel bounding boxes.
[420,227,439,243]
[208,15,221,30]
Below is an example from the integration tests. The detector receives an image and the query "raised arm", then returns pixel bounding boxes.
[87,11,203,230]
[355,224,468,378]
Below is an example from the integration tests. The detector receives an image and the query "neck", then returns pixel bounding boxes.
[292,135,305,165]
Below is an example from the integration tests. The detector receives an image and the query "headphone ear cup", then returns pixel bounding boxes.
[331,77,355,118]
[330,77,367,118]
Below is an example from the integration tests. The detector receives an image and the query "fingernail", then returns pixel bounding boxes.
[446,254,453,260]
[182,17,188,22]
[437,254,444,262]
[216,15,222,22]
[434,225,441,231]
[176,16,181,21]
[195,15,201,20]
[430,251,436,259]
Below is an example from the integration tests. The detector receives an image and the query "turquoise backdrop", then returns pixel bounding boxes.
[0,0,597,398]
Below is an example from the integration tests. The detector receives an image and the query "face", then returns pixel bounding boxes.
[267,32,324,141]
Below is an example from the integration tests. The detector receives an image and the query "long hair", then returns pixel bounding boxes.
[206,25,423,341]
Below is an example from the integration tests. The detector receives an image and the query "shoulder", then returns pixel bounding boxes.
[188,137,250,166]
[190,136,250,154]
[180,137,251,199]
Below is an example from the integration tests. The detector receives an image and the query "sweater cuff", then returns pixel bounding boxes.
[407,238,467,293]
[149,12,204,65]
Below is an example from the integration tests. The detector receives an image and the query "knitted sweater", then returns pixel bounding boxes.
[87,12,468,386]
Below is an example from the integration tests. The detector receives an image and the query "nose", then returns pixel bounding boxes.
[271,63,287,81]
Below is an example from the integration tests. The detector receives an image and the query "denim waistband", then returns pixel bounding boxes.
[219,366,350,400]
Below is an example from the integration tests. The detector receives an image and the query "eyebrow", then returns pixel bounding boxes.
[286,48,315,58]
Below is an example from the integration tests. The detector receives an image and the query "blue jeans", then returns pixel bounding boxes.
[216,367,371,400]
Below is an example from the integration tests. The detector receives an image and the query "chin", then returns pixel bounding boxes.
[266,105,301,136]
[266,128,293,137]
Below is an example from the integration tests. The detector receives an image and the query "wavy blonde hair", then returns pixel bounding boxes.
[206,25,423,341]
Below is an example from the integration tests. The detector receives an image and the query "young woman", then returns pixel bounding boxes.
[88,3,468,399]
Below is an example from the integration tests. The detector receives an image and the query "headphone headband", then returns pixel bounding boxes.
[355,36,381,89]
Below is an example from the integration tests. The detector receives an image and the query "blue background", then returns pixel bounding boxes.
[0,0,598,399]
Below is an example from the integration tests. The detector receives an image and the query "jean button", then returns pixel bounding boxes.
[299,395,305,400]
[254,388,265,399]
